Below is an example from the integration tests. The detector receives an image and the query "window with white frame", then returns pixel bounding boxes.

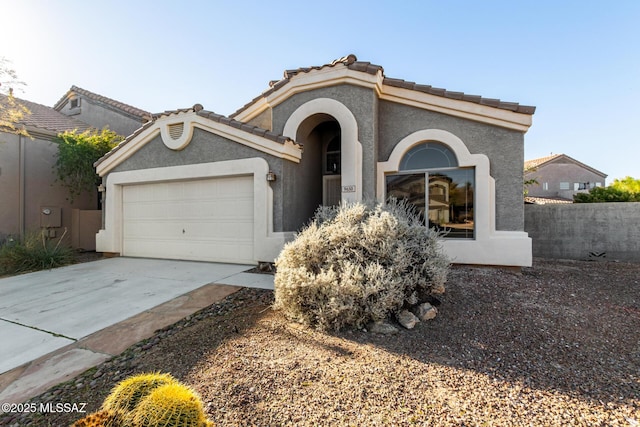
[559,182,570,190]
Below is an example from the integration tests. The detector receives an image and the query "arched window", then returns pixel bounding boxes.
[400,142,458,170]
[387,141,474,239]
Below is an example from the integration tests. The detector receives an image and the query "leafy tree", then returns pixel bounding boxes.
[573,185,640,203]
[0,57,30,136]
[611,176,640,194]
[54,129,123,202]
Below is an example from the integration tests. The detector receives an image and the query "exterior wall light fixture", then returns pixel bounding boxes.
[266,171,276,182]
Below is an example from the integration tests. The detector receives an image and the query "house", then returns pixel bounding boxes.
[0,88,150,246]
[95,54,536,267]
[54,85,150,137]
[524,153,607,201]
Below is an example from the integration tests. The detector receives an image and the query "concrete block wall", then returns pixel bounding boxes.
[524,203,640,262]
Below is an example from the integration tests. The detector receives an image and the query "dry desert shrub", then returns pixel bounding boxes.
[273,200,449,331]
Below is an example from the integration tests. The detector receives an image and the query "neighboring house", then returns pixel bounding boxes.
[524,153,607,201]
[0,89,150,246]
[54,85,150,137]
[95,54,536,267]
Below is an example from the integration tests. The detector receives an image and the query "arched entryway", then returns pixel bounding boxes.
[283,98,363,230]
[287,113,341,228]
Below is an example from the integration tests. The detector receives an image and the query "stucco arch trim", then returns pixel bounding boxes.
[283,98,363,201]
[377,128,532,267]
[160,117,196,150]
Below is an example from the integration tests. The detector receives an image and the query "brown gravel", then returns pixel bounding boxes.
[1,258,638,426]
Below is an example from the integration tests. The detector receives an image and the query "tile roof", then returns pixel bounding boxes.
[0,93,92,134]
[94,104,295,167]
[524,153,563,170]
[525,153,607,177]
[525,196,574,205]
[53,85,151,120]
[231,54,536,118]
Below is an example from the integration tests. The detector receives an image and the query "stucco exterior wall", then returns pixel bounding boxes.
[525,163,606,199]
[110,128,286,231]
[266,84,526,232]
[246,108,272,131]
[378,101,525,231]
[524,203,640,261]
[0,132,20,237]
[0,131,97,242]
[280,130,322,231]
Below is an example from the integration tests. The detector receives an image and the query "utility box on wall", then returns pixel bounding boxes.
[40,206,62,228]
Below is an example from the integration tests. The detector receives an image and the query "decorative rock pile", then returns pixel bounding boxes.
[367,302,439,334]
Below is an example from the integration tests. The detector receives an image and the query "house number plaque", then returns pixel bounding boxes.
[342,185,356,193]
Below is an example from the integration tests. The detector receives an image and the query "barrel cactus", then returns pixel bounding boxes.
[101,372,178,425]
[132,382,213,427]
[102,372,178,414]
[72,372,214,427]
[70,409,118,427]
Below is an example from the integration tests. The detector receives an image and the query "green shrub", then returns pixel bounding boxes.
[0,229,74,274]
[573,185,640,202]
[273,199,450,331]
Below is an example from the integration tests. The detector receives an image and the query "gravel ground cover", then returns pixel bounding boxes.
[1,258,638,426]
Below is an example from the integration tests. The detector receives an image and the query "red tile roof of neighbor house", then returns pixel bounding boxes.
[0,93,92,134]
[53,85,152,120]
[230,54,537,118]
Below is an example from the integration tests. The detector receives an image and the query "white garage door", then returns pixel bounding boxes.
[122,176,254,264]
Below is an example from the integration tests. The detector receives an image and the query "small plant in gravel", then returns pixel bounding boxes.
[273,199,450,331]
[0,229,74,274]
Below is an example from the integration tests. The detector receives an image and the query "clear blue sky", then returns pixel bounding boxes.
[2,0,638,182]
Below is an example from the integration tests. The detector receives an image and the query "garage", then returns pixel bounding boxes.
[122,175,254,264]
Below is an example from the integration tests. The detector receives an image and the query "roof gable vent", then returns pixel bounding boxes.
[160,116,195,151]
[168,122,184,140]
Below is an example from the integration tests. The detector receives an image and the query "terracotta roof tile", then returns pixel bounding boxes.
[1,94,92,134]
[525,196,573,205]
[230,54,536,118]
[524,154,564,170]
[54,86,151,120]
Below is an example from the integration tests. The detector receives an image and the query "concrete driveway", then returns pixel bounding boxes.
[0,257,274,404]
